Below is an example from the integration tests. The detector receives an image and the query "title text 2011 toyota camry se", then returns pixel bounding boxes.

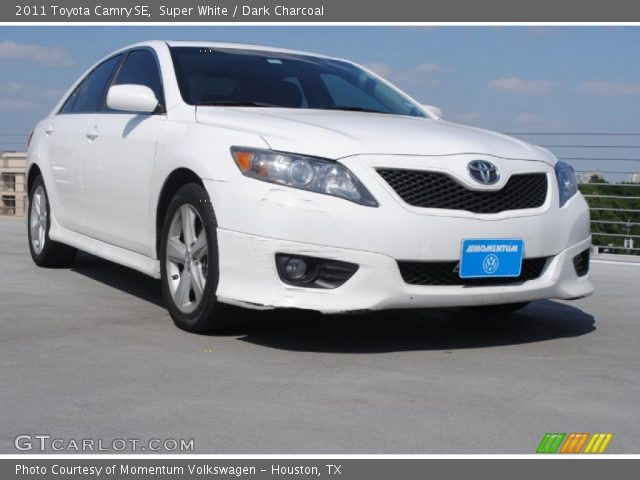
[26,41,594,332]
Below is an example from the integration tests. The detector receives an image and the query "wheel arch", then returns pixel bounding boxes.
[27,163,43,197]
[155,168,206,258]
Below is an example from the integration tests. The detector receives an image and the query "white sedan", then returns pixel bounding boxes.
[27,41,594,332]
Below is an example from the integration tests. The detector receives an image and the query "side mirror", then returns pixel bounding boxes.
[106,84,158,113]
[421,104,443,119]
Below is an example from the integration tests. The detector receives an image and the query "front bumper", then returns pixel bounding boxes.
[204,153,594,312]
[215,230,593,312]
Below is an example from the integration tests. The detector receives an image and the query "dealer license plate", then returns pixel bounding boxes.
[459,239,524,278]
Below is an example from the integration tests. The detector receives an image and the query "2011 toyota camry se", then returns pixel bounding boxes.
[26,41,594,332]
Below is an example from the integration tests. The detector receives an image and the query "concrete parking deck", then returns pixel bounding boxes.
[0,216,638,453]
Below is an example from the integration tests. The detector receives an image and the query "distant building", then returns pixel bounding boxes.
[629,173,640,184]
[577,172,605,184]
[0,152,27,217]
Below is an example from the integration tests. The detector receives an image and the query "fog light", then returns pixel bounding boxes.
[284,258,307,280]
[275,254,359,289]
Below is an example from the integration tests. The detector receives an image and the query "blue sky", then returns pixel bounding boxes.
[1,26,639,178]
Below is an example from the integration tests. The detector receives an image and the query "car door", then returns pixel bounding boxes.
[44,54,123,232]
[80,49,166,256]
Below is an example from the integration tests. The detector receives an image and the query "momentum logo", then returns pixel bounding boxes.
[537,433,613,454]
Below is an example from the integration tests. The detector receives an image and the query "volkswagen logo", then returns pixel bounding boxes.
[482,254,499,274]
[468,160,500,185]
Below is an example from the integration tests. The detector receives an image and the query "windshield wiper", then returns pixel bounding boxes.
[322,105,389,114]
[197,100,280,107]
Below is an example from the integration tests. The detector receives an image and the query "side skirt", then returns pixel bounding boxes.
[49,220,161,279]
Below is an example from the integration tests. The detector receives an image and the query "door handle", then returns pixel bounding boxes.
[85,126,99,140]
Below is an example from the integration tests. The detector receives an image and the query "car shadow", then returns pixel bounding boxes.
[70,252,596,353]
[234,301,596,353]
[71,252,164,308]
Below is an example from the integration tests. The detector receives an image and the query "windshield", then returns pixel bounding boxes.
[170,47,426,117]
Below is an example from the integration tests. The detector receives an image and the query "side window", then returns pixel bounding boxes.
[69,54,123,113]
[113,50,164,105]
[59,87,80,113]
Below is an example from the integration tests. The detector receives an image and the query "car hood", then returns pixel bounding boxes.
[195,107,556,164]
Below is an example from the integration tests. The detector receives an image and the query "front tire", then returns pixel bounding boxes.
[159,183,235,333]
[27,175,76,268]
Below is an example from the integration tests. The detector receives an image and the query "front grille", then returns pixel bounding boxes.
[398,257,549,286]
[376,169,548,213]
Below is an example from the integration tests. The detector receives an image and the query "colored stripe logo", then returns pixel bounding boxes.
[537,433,566,453]
[537,433,613,454]
[584,433,613,453]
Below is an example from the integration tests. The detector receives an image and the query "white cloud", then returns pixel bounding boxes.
[39,87,65,99]
[0,82,63,99]
[415,63,448,74]
[395,74,440,87]
[0,40,75,67]
[0,81,63,114]
[452,112,481,122]
[364,62,450,88]
[514,113,564,129]
[0,82,23,93]
[578,80,640,97]
[515,113,547,125]
[489,77,560,95]
[0,98,34,110]
[363,63,393,77]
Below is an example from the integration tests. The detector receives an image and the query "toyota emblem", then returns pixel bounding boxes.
[468,160,500,185]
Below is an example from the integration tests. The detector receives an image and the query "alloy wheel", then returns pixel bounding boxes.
[165,204,208,314]
[30,185,47,255]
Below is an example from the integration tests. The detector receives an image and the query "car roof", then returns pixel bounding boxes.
[124,40,339,61]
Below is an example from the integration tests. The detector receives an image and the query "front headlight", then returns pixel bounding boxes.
[231,147,378,207]
[555,161,578,207]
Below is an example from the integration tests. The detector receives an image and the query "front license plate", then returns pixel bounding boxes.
[459,239,524,278]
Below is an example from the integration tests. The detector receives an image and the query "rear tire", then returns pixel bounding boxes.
[159,183,236,333]
[27,175,76,268]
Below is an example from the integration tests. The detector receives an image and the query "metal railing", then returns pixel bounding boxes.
[3,132,640,255]
[508,132,640,255]
[0,133,26,146]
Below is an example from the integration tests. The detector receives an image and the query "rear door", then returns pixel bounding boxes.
[44,54,123,232]
[81,49,166,256]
